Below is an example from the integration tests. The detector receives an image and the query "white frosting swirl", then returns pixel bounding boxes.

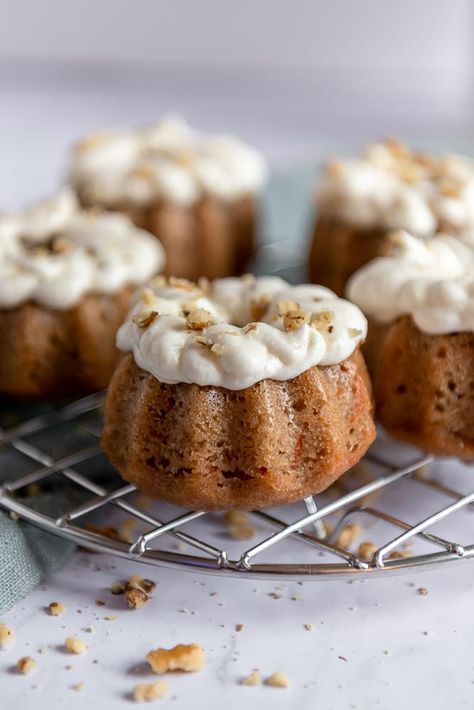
[347,230,474,334]
[117,276,367,390]
[316,141,474,240]
[0,190,166,310]
[69,116,268,207]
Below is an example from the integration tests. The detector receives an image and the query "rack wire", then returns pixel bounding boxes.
[0,392,473,581]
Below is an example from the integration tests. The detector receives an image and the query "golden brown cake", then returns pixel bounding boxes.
[348,231,474,459]
[68,117,267,281]
[309,140,474,295]
[0,190,165,398]
[102,275,375,511]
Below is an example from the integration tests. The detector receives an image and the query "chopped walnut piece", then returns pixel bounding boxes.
[0,623,14,648]
[84,523,128,542]
[240,671,261,686]
[65,636,88,655]
[277,299,298,316]
[149,275,167,289]
[438,178,462,198]
[388,550,411,560]
[146,644,205,674]
[168,277,196,291]
[224,510,256,540]
[283,308,310,333]
[125,587,148,609]
[326,159,345,177]
[385,137,411,159]
[235,624,244,633]
[336,523,363,549]
[111,581,124,595]
[265,672,290,689]
[310,309,334,332]
[17,656,36,674]
[52,237,72,254]
[133,310,159,329]
[186,308,216,330]
[195,335,213,349]
[357,542,378,562]
[71,681,85,692]
[140,288,156,306]
[48,602,65,617]
[133,680,169,702]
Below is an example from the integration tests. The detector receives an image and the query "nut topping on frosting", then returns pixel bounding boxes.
[69,116,268,208]
[117,276,367,390]
[347,230,474,334]
[316,140,474,240]
[0,190,165,310]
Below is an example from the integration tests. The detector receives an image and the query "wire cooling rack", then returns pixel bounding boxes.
[0,391,473,581]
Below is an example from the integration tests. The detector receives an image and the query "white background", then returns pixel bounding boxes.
[0,2,474,707]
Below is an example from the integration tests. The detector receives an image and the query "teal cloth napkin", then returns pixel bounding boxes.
[0,506,75,613]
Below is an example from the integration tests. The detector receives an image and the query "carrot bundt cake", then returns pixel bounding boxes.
[102,275,376,511]
[68,116,268,281]
[309,139,474,294]
[347,230,474,459]
[0,190,165,398]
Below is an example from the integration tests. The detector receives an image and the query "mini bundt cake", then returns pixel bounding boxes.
[0,190,165,398]
[348,230,474,459]
[309,140,474,295]
[102,275,376,511]
[68,116,268,281]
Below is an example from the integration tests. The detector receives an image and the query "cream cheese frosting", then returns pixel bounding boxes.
[0,190,166,310]
[316,140,474,240]
[117,275,367,390]
[347,230,474,334]
[68,116,268,208]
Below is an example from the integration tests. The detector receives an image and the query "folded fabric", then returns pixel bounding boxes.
[0,502,75,613]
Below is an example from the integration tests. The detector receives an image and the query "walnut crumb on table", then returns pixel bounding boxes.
[357,541,378,562]
[146,644,205,673]
[240,671,261,686]
[133,681,169,702]
[48,601,65,616]
[0,623,14,648]
[265,672,290,689]
[65,637,88,654]
[17,656,36,674]
[336,523,363,548]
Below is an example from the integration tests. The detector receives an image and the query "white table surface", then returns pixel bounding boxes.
[1,60,474,709]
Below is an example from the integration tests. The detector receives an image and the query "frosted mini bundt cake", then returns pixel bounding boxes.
[309,140,474,294]
[348,231,474,459]
[68,117,268,281]
[0,190,165,398]
[102,275,376,511]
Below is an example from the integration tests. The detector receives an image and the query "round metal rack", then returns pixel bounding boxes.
[0,392,473,581]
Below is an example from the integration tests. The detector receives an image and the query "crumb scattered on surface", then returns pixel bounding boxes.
[417,587,428,596]
[95,599,106,607]
[17,656,36,674]
[48,602,65,617]
[84,626,95,634]
[357,542,378,562]
[111,581,124,595]
[240,671,261,686]
[71,681,85,692]
[223,511,256,540]
[235,624,244,633]
[336,524,363,548]
[146,644,205,674]
[265,672,290,689]
[124,575,155,609]
[65,637,88,655]
[0,623,14,648]
[304,624,313,631]
[133,680,168,702]
[104,615,118,622]
[125,587,148,609]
